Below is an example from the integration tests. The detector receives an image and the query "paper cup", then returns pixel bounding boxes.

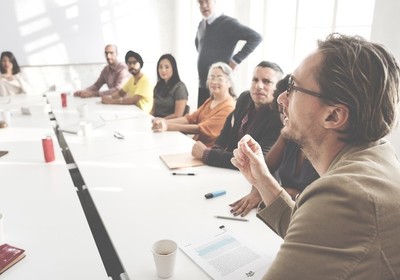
[80,121,92,137]
[151,239,178,278]
[77,104,89,118]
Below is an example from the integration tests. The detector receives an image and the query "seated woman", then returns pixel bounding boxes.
[230,75,319,216]
[150,54,189,119]
[0,51,30,96]
[152,62,236,147]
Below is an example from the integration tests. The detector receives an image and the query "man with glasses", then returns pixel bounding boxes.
[74,44,130,98]
[232,33,400,279]
[101,50,153,113]
[192,61,283,170]
[195,0,262,108]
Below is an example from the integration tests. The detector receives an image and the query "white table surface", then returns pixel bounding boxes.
[47,93,283,279]
[0,95,109,279]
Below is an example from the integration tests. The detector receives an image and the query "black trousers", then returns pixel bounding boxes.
[197,87,210,108]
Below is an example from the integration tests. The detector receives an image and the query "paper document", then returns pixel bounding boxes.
[100,113,142,121]
[180,228,273,279]
[160,152,204,169]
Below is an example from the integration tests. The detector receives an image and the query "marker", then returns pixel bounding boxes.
[205,190,226,199]
[215,215,249,222]
[172,172,195,176]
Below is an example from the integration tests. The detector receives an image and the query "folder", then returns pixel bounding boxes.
[160,152,204,169]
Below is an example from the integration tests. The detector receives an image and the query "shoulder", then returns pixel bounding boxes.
[236,91,252,103]
[140,73,152,84]
[217,15,238,24]
[171,81,187,90]
[115,62,128,71]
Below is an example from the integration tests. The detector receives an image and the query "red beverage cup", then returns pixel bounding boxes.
[42,136,55,162]
[61,93,67,108]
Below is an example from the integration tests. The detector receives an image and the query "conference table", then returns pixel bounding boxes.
[0,94,109,279]
[47,92,283,279]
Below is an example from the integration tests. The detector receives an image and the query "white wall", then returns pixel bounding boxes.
[371,0,400,156]
[2,0,400,153]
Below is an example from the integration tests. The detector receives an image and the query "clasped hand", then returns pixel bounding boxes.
[151,118,167,132]
[231,134,271,186]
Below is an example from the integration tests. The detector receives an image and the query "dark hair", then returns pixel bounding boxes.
[256,61,284,79]
[154,54,181,91]
[125,50,143,68]
[273,74,290,110]
[0,51,21,75]
[316,33,400,144]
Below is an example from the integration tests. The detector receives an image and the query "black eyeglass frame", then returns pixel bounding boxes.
[286,75,331,100]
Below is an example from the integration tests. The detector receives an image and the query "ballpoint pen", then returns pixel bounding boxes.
[214,216,249,222]
[172,172,195,176]
[113,131,125,139]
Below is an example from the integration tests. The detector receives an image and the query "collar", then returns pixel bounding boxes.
[205,11,222,24]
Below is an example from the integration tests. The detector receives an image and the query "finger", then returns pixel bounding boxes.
[240,208,250,217]
[229,199,241,207]
[241,141,259,162]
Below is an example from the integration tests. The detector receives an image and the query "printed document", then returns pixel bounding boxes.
[180,228,273,279]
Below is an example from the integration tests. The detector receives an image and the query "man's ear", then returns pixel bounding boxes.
[323,104,349,131]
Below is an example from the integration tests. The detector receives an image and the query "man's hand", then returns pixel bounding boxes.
[151,118,167,132]
[231,134,269,186]
[101,95,114,104]
[74,90,96,98]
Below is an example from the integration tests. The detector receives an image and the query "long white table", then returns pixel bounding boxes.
[0,95,109,279]
[47,93,283,279]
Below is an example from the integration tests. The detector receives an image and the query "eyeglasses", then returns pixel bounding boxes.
[287,75,328,99]
[207,75,226,84]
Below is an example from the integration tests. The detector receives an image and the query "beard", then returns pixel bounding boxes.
[280,113,323,162]
[129,68,138,75]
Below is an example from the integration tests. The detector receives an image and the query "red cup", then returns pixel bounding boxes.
[42,136,55,162]
[61,93,67,108]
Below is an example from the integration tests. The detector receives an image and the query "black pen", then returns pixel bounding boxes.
[172,172,195,176]
[113,131,125,139]
[214,215,249,222]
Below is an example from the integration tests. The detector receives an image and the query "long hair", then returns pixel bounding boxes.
[154,54,181,92]
[316,33,400,144]
[0,51,21,75]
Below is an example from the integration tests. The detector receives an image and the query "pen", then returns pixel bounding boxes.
[113,131,125,139]
[214,216,249,222]
[172,172,195,176]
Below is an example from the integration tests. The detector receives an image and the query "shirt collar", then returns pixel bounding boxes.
[205,11,222,24]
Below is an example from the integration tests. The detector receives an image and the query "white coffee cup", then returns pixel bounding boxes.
[79,121,92,137]
[77,104,89,118]
[1,110,11,124]
[0,213,4,244]
[151,239,178,278]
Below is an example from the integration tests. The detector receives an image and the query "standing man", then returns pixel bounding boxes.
[195,0,262,107]
[192,61,283,169]
[74,44,130,98]
[232,33,400,279]
[101,50,153,113]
